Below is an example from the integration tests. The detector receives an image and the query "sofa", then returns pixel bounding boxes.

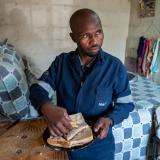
[1,41,160,159]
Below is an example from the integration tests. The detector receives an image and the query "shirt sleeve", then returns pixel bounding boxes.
[29,58,58,111]
[107,63,134,125]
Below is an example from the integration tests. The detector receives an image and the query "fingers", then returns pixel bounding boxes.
[64,111,71,121]
[55,121,70,135]
[98,128,108,139]
[49,123,68,137]
[51,125,63,136]
[62,110,72,130]
[95,125,108,139]
[94,120,103,132]
[62,118,72,130]
[49,117,72,137]
[94,118,110,139]
[48,126,57,137]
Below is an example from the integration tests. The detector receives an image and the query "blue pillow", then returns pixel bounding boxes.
[0,43,30,119]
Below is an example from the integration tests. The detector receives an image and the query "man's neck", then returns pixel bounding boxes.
[79,55,94,65]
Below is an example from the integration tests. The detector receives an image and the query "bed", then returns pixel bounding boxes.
[113,75,160,160]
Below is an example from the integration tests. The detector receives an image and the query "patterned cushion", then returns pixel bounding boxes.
[0,43,30,119]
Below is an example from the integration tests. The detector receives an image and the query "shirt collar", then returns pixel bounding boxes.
[78,54,97,68]
[75,48,104,66]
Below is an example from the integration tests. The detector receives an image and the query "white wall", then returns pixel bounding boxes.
[126,0,160,84]
[0,0,131,76]
[126,0,160,58]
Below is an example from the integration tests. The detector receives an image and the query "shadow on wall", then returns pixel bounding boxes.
[8,8,28,26]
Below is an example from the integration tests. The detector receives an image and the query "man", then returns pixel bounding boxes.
[30,8,134,160]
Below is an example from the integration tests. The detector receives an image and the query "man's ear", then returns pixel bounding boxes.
[70,32,76,43]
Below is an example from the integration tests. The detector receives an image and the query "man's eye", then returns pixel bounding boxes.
[96,30,102,35]
[80,34,89,39]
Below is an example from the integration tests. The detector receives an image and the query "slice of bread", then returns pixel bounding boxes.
[64,113,89,141]
[69,127,93,147]
[47,113,93,148]
[47,126,93,148]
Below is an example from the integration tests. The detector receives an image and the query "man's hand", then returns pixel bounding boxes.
[41,102,72,137]
[94,117,112,139]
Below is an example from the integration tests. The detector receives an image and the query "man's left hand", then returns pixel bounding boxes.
[94,117,112,139]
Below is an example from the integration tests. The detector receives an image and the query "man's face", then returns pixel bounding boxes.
[70,17,104,57]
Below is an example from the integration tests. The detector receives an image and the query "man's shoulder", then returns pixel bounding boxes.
[59,51,75,56]
[101,50,122,65]
[55,51,75,60]
[49,51,75,68]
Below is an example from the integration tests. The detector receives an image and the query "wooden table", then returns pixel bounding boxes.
[0,119,68,160]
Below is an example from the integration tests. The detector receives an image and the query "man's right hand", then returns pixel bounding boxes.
[41,102,72,137]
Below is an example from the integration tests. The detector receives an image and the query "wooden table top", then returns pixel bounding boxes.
[0,119,68,160]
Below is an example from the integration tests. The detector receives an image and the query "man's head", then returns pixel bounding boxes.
[69,8,104,57]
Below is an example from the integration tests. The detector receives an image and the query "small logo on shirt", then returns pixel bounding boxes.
[98,102,107,106]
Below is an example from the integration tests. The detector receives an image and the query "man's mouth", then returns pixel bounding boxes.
[90,45,100,51]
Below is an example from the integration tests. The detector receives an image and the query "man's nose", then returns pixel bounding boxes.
[89,35,97,45]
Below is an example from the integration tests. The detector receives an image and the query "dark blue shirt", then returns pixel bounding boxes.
[30,49,134,160]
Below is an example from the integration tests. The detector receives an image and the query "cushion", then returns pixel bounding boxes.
[0,42,34,119]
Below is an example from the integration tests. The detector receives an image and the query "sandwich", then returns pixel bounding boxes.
[47,113,93,148]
